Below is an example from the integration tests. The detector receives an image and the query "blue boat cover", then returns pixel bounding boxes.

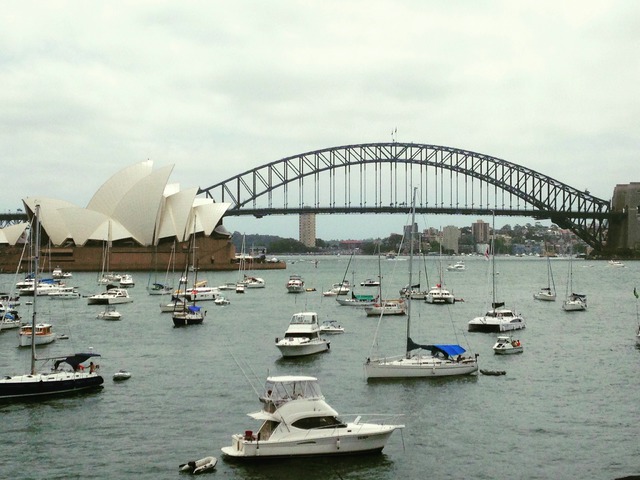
[187,305,201,313]
[407,337,467,358]
[432,344,467,357]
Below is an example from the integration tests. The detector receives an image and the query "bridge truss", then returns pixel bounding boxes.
[202,143,613,250]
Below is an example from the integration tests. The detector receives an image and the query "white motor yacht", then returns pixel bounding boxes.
[87,287,133,305]
[446,261,465,272]
[286,275,305,293]
[119,274,135,288]
[221,376,404,459]
[275,312,330,357]
[319,320,345,334]
[243,275,266,288]
[492,335,523,355]
[364,299,406,317]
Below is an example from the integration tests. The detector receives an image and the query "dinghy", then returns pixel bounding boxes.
[179,456,217,474]
[113,370,131,381]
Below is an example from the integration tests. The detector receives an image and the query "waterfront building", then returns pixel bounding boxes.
[299,212,316,248]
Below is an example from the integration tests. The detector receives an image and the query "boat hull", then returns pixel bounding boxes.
[276,340,329,357]
[221,428,396,459]
[18,333,56,347]
[533,292,556,301]
[467,322,525,333]
[335,298,375,307]
[424,295,455,304]
[364,302,406,316]
[468,311,525,333]
[493,346,523,355]
[562,301,587,311]
[172,314,204,327]
[0,372,104,400]
[87,297,133,305]
[365,356,478,378]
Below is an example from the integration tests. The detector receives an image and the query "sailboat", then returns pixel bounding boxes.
[97,220,121,284]
[424,240,455,305]
[148,242,175,296]
[534,254,556,301]
[561,248,587,312]
[365,190,479,379]
[172,224,206,327]
[363,248,406,316]
[468,214,525,333]
[0,205,104,400]
[335,253,377,307]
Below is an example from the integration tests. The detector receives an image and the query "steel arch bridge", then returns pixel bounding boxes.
[199,142,616,251]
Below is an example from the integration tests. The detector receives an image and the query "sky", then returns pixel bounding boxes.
[1,1,638,240]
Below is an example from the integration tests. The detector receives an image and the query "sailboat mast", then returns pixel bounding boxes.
[405,188,417,355]
[31,205,41,375]
[491,212,497,308]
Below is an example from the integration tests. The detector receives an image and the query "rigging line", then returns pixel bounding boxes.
[366,206,415,358]
[224,342,261,397]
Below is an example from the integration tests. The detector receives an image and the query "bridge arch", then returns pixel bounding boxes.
[200,142,614,250]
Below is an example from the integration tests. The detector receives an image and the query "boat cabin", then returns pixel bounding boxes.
[289,312,318,325]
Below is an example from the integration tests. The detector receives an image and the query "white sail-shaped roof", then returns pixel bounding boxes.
[156,187,199,242]
[5,161,230,248]
[57,208,133,245]
[87,160,154,216]
[0,222,29,245]
[193,202,231,236]
[23,197,75,245]
[111,164,174,245]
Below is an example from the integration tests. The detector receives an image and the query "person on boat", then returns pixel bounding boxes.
[89,362,96,373]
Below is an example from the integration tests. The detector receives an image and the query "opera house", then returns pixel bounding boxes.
[0,161,279,273]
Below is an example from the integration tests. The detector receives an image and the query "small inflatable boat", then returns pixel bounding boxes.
[480,369,506,376]
[179,456,217,474]
[113,370,131,381]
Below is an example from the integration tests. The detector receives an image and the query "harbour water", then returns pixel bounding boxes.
[1,255,639,479]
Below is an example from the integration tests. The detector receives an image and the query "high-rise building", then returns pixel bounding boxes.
[299,212,316,248]
[472,219,490,243]
[442,226,461,253]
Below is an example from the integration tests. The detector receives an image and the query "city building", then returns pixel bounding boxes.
[441,226,461,253]
[299,212,316,248]
[472,219,490,243]
[609,182,640,252]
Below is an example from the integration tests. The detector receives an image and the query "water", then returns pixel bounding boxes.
[1,256,639,479]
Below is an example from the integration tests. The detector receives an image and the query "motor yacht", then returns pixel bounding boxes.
[221,376,404,459]
[275,312,329,357]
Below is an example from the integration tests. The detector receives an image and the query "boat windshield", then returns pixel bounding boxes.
[262,377,323,404]
[290,313,317,324]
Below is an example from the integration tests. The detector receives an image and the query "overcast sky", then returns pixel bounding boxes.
[2,1,638,240]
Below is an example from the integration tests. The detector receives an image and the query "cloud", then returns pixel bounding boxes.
[1,1,638,239]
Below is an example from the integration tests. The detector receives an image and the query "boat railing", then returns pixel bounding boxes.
[338,413,405,426]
